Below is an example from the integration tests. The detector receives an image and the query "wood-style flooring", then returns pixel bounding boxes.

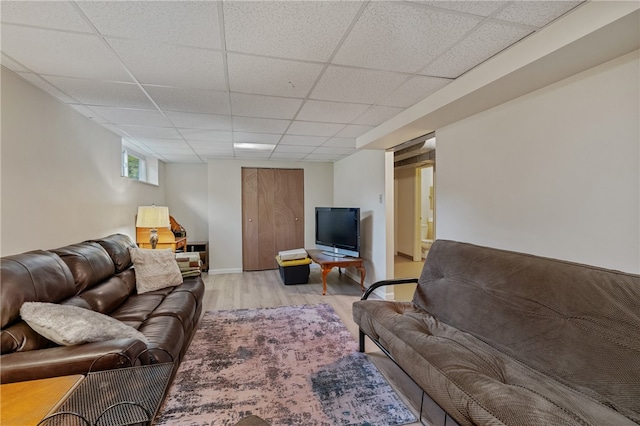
[201,264,426,425]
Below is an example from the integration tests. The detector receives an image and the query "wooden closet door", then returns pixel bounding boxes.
[242,168,259,270]
[274,169,304,254]
[242,168,304,271]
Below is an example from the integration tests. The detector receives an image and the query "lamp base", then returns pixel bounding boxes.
[150,229,159,249]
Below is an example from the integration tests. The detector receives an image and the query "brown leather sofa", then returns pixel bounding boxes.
[1,234,205,383]
[354,240,640,426]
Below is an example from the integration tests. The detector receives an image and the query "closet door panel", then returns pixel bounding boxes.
[257,169,276,270]
[242,168,259,271]
[274,169,305,254]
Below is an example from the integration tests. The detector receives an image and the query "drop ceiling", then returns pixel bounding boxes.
[0,1,583,163]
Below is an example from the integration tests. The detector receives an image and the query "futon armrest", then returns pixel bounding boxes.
[361,278,419,300]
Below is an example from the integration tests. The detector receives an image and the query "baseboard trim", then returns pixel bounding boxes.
[208,268,243,275]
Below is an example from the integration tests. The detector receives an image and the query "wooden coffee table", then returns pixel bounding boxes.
[0,375,84,425]
[307,249,366,295]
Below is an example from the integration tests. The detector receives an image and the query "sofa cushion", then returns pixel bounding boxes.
[109,294,165,322]
[76,275,133,315]
[52,242,115,293]
[129,248,183,294]
[20,302,148,346]
[91,234,137,273]
[1,321,55,354]
[1,251,76,329]
[354,300,638,425]
[138,315,185,363]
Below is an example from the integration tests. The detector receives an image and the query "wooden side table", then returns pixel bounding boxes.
[307,249,366,295]
[0,375,84,425]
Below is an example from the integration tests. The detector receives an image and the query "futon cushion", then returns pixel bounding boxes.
[354,300,638,425]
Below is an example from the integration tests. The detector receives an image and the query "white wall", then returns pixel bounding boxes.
[165,163,208,242]
[334,149,388,287]
[436,51,640,273]
[1,68,165,255]
[207,159,333,273]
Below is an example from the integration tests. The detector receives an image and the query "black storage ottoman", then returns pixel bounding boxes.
[276,256,311,285]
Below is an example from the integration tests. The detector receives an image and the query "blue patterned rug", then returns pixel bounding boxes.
[156,304,416,426]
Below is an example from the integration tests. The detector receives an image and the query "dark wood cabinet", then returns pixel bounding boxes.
[242,168,304,271]
[186,241,209,272]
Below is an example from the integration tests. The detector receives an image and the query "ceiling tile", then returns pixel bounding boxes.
[180,129,233,142]
[495,1,583,28]
[135,138,186,148]
[297,100,370,124]
[44,76,155,109]
[352,106,404,126]
[233,133,282,144]
[336,124,374,138]
[286,121,344,137]
[422,21,532,78]
[232,117,291,134]
[323,138,357,148]
[2,25,131,81]
[87,106,171,127]
[150,146,195,155]
[77,1,221,49]
[117,125,182,139]
[235,150,272,159]
[2,54,28,72]
[68,104,109,124]
[231,93,303,120]
[313,146,356,155]
[333,2,481,73]
[227,53,323,98]
[413,1,505,17]
[166,112,231,131]
[223,1,363,62]
[189,141,233,150]
[280,135,329,146]
[269,152,307,161]
[311,66,408,104]
[16,73,76,103]
[160,155,204,163]
[1,1,93,32]
[379,76,451,108]
[274,144,316,154]
[107,39,226,91]
[144,86,230,115]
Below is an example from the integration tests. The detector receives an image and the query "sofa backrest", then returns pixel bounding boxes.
[414,240,640,415]
[52,242,116,293]
[1,250,77,353]
[90,234,137,273]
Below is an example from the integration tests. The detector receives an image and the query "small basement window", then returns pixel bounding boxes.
[122,141,159,185]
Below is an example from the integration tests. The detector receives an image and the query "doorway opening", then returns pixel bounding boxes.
[392,133,436,301]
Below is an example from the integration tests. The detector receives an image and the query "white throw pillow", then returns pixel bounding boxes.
[129,247,183,294]
[20,302,148,346]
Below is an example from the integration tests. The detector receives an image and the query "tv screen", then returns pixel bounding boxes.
[315,207,360,257]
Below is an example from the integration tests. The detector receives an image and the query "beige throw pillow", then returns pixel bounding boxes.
[20,302,148,346]
[129,247,183,294]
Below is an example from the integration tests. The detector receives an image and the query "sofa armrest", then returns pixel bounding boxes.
[0,338,148,384]
[361,278,419,300]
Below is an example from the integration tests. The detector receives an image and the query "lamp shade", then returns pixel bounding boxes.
[136,206,170,228]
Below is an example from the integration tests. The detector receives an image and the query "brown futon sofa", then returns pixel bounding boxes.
[1,234,205,383]
[354,239,640,425]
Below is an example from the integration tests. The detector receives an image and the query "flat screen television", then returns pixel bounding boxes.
[315,207,360,257]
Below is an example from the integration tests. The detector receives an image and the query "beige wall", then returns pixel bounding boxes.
[0,67,165,255]
[334,149,388,287]
[207,159,333,273]
[165,163,208,242]
[436,51,640,273]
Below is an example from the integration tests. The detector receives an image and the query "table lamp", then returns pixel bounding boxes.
[136,205,170,249]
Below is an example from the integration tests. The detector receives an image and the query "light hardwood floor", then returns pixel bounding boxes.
[201,265,426,425]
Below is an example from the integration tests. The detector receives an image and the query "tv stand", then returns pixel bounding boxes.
[322,251,346,258]
[307,249,366,296]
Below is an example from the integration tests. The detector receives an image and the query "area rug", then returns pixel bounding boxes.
[155,304,416,426]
